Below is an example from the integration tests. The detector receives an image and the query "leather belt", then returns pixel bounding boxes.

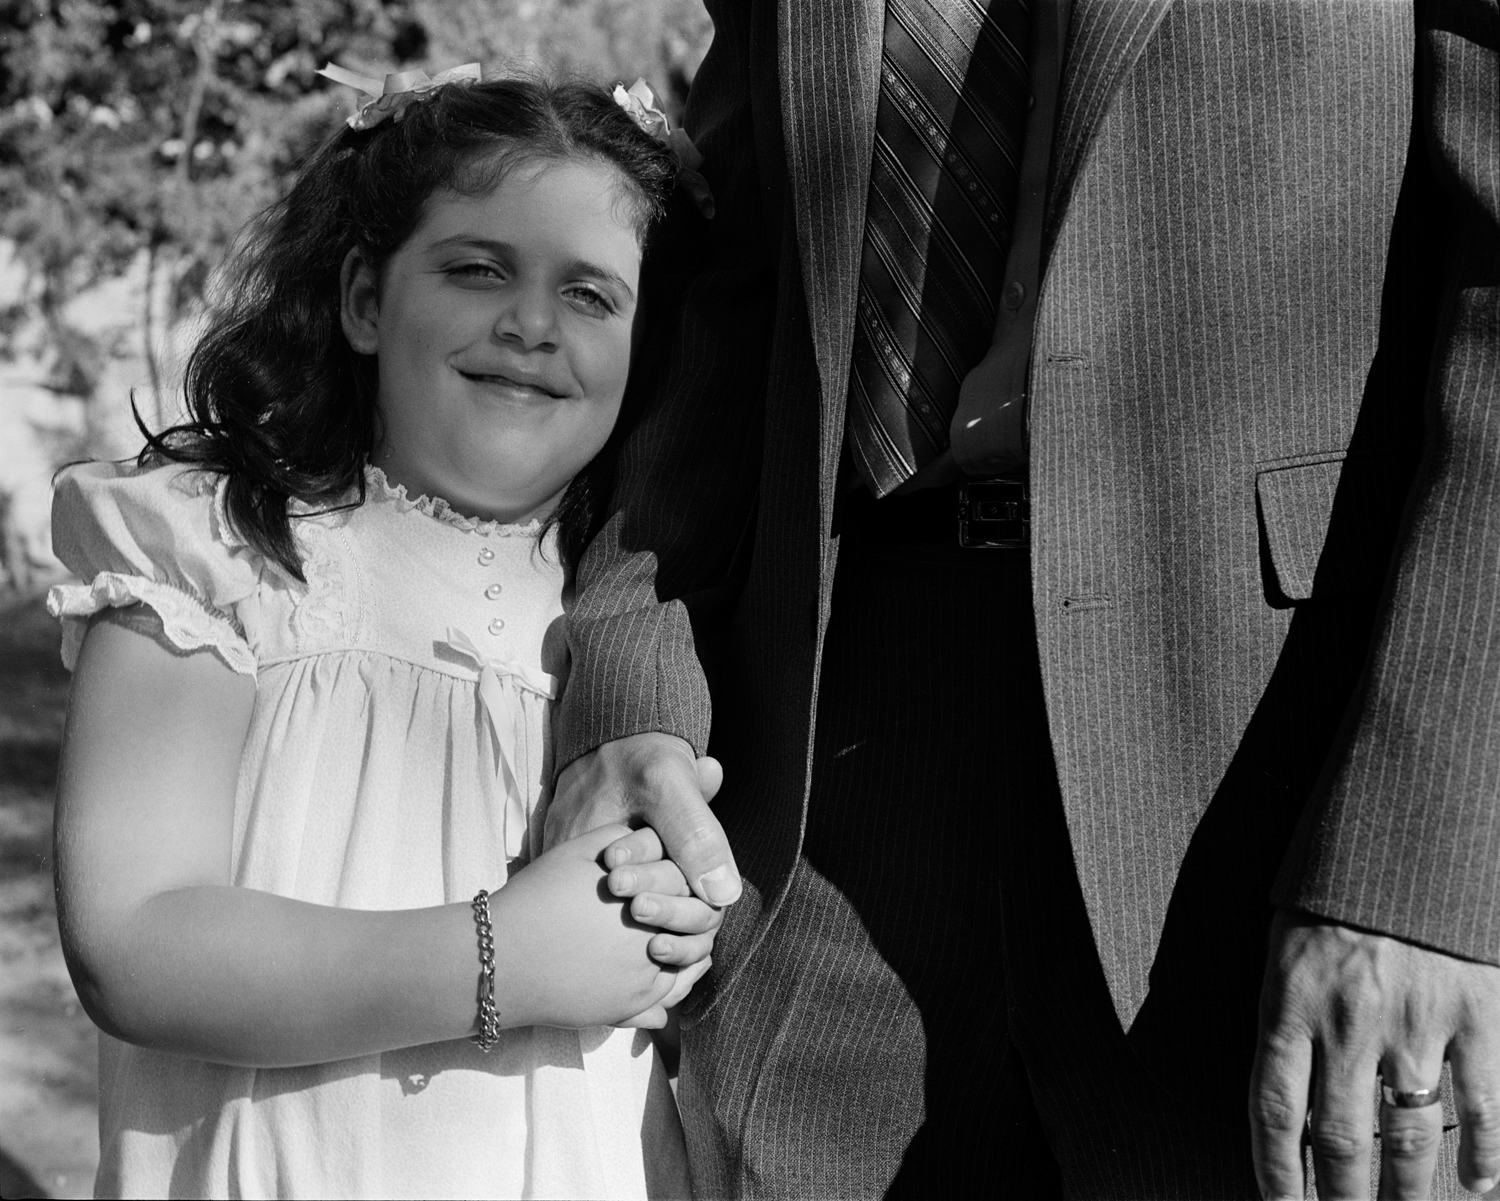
[838,478,1030,550]
[958,478,1030,549]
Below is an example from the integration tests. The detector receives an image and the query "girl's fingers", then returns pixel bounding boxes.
[630,892,725,934]
[648,930,717,967]
[608,858,689,899]
[657,956,712,1010]
[602,825,664,871]
[613,1005,668,1030]
[611,957,714,1028]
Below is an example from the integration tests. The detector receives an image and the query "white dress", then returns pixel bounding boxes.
[48,461,690,1201]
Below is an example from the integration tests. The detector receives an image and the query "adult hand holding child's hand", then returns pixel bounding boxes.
[547,732,742,907]
[493,823,714,1030]
[606,832,725,1028]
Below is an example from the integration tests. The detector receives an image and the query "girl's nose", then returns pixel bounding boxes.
[495,284,558,352]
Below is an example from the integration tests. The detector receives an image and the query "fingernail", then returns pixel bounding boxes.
[610,871,635,896]
[698,865,742,906]
[634,896,657,919]
[605,846,629,868]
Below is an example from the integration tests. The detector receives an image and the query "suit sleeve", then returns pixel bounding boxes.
[1277,3,1500,964]
[554,1,779,768]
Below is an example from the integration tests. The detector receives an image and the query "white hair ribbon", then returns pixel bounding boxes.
[318,62,483,131]
[612,77,715,218]
[442,626,558,861]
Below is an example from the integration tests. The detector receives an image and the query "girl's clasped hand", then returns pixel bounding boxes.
[48,66,717,1199]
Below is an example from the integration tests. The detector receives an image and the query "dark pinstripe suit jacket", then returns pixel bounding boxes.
[558,0,1497,1153]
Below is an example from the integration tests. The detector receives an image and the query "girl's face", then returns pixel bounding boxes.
[341,157,642,524]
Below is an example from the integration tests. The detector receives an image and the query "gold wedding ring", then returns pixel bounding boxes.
[1381,1084,1442,1108]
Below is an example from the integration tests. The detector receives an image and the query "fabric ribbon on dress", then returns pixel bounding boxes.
[442,627,559,859]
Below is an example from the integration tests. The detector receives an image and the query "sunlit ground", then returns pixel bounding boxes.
[0,590,97,1199]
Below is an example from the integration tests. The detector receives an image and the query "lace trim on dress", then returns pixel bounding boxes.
[206,475,252,555]
[290,520,357,649]
[364,465,545,537]
[47,572,257,677]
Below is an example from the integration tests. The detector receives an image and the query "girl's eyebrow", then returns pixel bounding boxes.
[425,235,636,303]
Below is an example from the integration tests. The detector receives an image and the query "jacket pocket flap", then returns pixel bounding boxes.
[1256,458,1344,601]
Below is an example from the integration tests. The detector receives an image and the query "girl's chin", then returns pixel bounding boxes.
[415,464,571,525]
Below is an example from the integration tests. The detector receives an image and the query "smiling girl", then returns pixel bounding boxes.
[46,72,713,1200]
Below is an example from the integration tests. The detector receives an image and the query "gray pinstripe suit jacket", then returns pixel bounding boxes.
[558,0,1498,1179]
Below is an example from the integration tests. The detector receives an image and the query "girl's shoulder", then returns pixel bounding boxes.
[48,460,268,675]
[52,459,265,587]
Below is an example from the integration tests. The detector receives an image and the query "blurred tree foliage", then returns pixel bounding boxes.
[0,0,711,409]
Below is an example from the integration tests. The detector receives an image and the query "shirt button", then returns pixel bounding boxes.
[478,547,495,564]
[484,583,503,600]
[1003,280,1027,311]
[488,618,505,635]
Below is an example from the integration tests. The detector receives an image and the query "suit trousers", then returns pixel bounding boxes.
[799,486,1263,1198]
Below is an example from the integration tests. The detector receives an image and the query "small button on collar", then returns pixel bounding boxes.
[484,583,503,600]
[488,618,505,635]
[478,547,495,564]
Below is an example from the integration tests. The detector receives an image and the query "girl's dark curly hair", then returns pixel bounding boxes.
[140,75,679,579]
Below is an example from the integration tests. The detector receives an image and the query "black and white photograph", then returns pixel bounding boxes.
[0,0,1496,1197]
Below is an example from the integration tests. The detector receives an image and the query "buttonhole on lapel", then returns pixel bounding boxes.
[833,741,866,760]
[1061,595,1112,613]
[1046,352,1087,367]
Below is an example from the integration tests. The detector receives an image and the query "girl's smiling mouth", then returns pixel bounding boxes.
[456,368,568,399]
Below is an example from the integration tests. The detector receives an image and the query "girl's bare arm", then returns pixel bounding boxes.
[55,615,707,1068]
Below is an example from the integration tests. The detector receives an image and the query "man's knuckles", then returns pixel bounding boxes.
[1324,976,1389,1042]
[1250,1084,1309,1137]
[1380,1111,1444,1160]
[667,821,726,859]
[630,752,698,799]
[1310,1113,1372,1163]
[1457,1088,1500,1141]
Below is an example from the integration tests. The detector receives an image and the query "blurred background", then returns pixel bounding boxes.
[0,2,712,1195]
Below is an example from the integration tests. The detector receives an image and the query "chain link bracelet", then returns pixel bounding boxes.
[470,889,500,1052]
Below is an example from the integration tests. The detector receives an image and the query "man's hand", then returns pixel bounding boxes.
[546,732,742,907]
[1250,910,1500,1199]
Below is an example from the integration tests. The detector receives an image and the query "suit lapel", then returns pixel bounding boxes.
[779,0,884,472]
[1046,0,1175,251]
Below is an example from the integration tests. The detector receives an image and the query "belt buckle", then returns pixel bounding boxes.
[958,478,1029,549]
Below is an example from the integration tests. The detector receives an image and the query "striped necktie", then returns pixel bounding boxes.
[847,0,1033,496]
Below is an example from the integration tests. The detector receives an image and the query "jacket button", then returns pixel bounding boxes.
[1003,280,1026,311]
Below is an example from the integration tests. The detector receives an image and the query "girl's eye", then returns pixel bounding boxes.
[448,262,504,282]
[564,285,614,315]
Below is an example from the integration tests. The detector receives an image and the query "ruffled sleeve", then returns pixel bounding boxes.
[46,462,264,676]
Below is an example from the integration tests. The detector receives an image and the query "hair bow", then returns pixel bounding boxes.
[318,62,483,131]
[612,78,715,219]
